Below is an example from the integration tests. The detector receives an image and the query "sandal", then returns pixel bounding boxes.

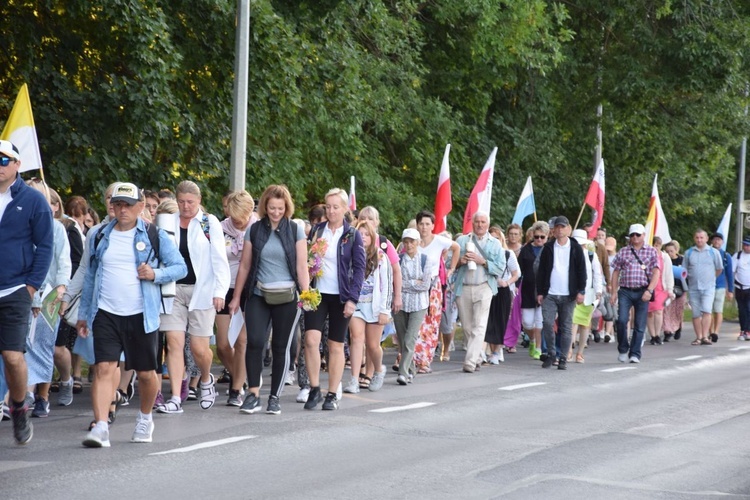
[701,338,712,345]
[691,339,701,346]
[50,378,60,393]
[73,377,83,394]
[358,376,371,389]
[392,354,401,372]
[576,354,584,364]
[506,346,516,354]
[417,366,432,374]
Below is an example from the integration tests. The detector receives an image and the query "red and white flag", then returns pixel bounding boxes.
[462,147,497,234]
[349,176,356,212]
[583,159,605,239]
[433,144,452,234]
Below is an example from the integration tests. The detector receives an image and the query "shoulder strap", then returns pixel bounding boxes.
[145,222,160,263]
[199,214,211,241]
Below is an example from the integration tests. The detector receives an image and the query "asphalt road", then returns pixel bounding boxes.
[3,320,750,499]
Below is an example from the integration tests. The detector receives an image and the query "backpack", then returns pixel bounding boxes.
[399,252,427,276]
[93,221,160,264]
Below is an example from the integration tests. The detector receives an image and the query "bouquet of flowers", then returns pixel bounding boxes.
[298,289,322,311]
[308,238,328,281]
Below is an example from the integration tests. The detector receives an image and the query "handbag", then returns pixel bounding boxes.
[258,282,297,305]
[63,293,81,328]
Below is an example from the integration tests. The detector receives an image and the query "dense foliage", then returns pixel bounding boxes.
[1,0,749,245]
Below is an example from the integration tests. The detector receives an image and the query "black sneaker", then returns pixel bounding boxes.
[239,393,261,414]
[654,336,663,345]
[11,404,33,445]
[710,333,719,343]
[542,356,553,369]
[217,368,231,384]
[557,358,567,370]
[266,396,281,415]
[304,387,322,410]
[321,392,338,411]
[674,328,682,340]
[593,331,601,343]
[664,332,673,342]
[226,389,243,407]
[649,337,656,345]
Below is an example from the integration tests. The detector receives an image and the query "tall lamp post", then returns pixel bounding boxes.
[229,0,250,191]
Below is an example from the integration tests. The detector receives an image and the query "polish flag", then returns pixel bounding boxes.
[433,144,452,234]
[462,147,497,234]
[645,174,672,246]
[349,176,356,212]
[583,159,605,239]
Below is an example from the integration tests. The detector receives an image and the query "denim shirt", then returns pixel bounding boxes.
[453,233,505,297]
[79,218,187,333]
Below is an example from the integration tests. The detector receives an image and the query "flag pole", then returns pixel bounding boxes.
[573,200,587,230]
[533,211,537,222]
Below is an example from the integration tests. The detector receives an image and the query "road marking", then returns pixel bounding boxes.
[369,402,435,413]
[601,367,638,372]
[729,345,750,351]
[675,355,702,361]
[499,382,547,391]
[149,435,257,456]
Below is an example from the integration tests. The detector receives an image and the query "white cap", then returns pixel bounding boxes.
[628,223,646,235]
[0,140,20,161]
[401,228,420,241]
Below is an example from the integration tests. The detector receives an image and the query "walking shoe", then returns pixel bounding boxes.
[557,358,567,370]
[284,370,296,386]
[343,377,360,394]
[156,397,183,414]
[116,389,129,407]
[226,389,243,407]
[654,336,663,345]
[296,386,310,403]
[199,373,217,410]
[304,387,322,410]
[126,371,137,400]
[131,416,154,443]
[369,367,386,392]
[1,402,10,421]
[498,350,505,363]
[32,397,50,418]
[217,368,231,384]
[531,349,541,360]
[396,374,407,385]
[528,341,537,357]
[593,331,601,343]
[153,391,164,409]
[83,423,110,448]
[321,392,338,410]
[629,356,640,364]
[266,396,281,415]
[240,393,262,414]
[11,404,33,445]
[710,333,719,343]
[618,352,629,363]
[649,337,656,345]
[604,334,611,343]
[674,329,682,340]
[664,332,673,342]
[58,379,74,406]
[542,356,553,368]
[488,353,500,365]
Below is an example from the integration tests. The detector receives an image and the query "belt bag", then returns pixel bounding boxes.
[258,282,297,305]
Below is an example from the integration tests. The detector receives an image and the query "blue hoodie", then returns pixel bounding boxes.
[0,175,54,291]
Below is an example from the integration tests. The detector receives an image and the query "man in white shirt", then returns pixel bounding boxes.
[733,237,750,340]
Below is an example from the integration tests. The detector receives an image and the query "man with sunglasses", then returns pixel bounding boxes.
[610,223,660,363]
[0,140,54,445]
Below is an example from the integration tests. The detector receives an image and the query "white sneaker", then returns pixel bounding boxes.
[335,381,343,401]
[629,356,640,364]
[618,353,628,363]
[480,351,488,364]
[83,424,111,448]
[284,371,296,386]
[343,377,360,394]
[131,416,154,443]
[296,387,310,403]
[488,353,500,365]
[498,350,505,363]
[369,366,386,392]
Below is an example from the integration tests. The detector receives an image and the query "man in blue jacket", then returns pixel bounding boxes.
[0,140,54,445]
[709,233,734,342]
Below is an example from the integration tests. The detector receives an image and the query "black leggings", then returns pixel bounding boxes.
[245,294,301,398]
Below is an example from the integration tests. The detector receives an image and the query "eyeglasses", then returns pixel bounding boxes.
[629,233,643,238]
[0,156,16,167]
[533,235,547,240]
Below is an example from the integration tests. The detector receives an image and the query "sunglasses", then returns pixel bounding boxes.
[533,235,547,240]
[629,233,643,238]
[0,156,16,167]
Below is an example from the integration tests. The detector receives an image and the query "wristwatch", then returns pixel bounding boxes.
[647,289,653,294]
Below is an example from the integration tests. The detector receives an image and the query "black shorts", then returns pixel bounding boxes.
[92,309,159,372]
[55,321,78,349]
[217,287,247,315]
[304,293,350,343]
[0,287,32,353]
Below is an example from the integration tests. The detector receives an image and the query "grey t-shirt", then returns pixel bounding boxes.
[247,222,305,295]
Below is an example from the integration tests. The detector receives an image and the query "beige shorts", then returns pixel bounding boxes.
[159,284,217,337]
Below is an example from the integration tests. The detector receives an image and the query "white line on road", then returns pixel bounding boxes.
[729,345,750,351]
[149,435,257,456]
[369,402,436,413]
[601,367,638,372]
[675,355,702,361]
[498,382,547,391]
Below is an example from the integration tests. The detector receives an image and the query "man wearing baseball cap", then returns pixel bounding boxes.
[78,182,187,447]
[610,223,660,363]
[0,140,54,445]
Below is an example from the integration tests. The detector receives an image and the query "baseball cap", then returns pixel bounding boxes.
[0,140,21,161]
[711,232,724,241]
[605,236,617,251]
[628,223,646,235]
[401,228,420,241]
[110,182,141,205]
[554,216,570,227]
[743,237,750,246]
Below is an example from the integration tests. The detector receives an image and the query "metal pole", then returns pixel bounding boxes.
[229,0,250,191]
[736,85,748,253]
[594,103,602,175]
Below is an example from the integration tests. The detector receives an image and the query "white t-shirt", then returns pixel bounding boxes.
[420,235,452,280]
[548,239,572,296]
[99,228,143,315]
[316,224,344,295]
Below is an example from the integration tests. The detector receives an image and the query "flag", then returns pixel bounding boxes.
[1,83,43,172]
[511,176,536,226]
[644,174,671,246]
[583,159,605,239]
[463,147,497,234]
[433,144,452,234]
[716,203,732,251]
[349,176,356,212]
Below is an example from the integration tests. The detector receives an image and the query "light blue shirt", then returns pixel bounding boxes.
[453,233,505,297]
[685,245,723,291]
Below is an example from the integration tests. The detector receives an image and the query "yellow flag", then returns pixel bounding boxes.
[1,83,42,172]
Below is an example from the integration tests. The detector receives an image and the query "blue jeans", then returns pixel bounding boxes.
[616,288,649,360]
[541,294,576,360]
